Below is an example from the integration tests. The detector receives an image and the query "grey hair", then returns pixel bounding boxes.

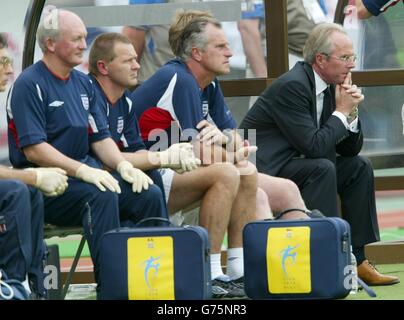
[303,23,347,64]
[172,17,221,61]
[36,7,60,53]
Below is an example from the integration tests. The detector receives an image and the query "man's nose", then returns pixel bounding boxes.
[132,59,140,70]
[79,38,87,50]
[5,63,13,74]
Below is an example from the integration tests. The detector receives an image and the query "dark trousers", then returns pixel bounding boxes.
[0,180,45,295]
[278,156,380,247]
[44,168,168,290]
[112,169,169,226]
[43,178,120,289]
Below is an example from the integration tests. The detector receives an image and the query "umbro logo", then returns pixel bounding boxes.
[49,100,64,107]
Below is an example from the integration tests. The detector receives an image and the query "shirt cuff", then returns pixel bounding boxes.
[332,111,349,128]
[332,111,359,133]
[348,117,359,133]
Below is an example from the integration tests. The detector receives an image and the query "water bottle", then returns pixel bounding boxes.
[349,246,358,294]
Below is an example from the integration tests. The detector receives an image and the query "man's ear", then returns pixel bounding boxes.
[191,47,203,62]
[316,53,326,69]
[45,38,56,53]
[97,60,109,76]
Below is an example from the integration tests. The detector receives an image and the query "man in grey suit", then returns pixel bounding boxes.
[240,23,399,286]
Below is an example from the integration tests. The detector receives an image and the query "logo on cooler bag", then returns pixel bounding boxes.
[267,227,311,293]
[127,236,175,300]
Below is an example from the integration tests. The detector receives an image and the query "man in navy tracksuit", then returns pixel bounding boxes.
[1,32,68,299]
[7,10,166,295]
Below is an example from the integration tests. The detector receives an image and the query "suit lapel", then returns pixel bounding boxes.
[329,84,336,112]
[301,63,318,125]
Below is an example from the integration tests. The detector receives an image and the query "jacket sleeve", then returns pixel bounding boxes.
[270,80,351,159]
[336,121,363,156]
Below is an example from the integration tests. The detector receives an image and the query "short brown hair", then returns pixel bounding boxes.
[89,32,131,75]
[168,9,219,60]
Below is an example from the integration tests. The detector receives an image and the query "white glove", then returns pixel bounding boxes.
[117,160,153,193]
[76,164,121,193]
[26,167,68,197]
[158,143,201,173]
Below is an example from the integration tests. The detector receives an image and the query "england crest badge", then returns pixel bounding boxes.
[202,101,209,117]
[81,94,89,110]
[117,117,124,134]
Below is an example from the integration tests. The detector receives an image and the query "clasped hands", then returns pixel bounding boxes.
[336,72,364,120]
[26,167,68,197]
[196,120,257,164]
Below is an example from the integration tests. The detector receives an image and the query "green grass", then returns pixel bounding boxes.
[46,236,90,258]
[380,228,404,242]
[345,264,404,300]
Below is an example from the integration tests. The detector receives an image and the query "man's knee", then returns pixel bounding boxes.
[141,184,164,201]
[9,180,30,199]
[353,156,374,176]
[208,163,240,193]
[314,158,336,173]
[279,178,301,196]
[87,185,118,204]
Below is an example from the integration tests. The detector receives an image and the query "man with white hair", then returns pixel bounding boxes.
[241,23,399,286]
[7,9,167,295]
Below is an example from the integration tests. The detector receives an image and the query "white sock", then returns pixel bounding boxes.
[226,247,244,280]
[210,253,225,280]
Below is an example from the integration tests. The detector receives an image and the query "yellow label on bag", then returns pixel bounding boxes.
[267,227,311,293]
[127,236,175,300]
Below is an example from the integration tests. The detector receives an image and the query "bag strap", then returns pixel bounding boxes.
[134,217,173,227]
[357,277,377,298]
[0,270,14,300]
[274,208,308,220]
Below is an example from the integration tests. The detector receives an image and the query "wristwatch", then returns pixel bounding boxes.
[347,106,358,123]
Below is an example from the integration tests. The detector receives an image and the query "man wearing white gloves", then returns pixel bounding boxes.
[6,10,167,294]
[88,33,200,222]
[0,166,68,299]
[1,32,68,299]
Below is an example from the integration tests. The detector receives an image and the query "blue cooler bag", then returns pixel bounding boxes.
[100,218,211,300]
[243,217,352,299]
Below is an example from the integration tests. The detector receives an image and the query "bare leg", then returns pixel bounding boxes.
[168,163,240,253]
[258,173,309,219]
[256,187,273,219]
[229,161,258,248]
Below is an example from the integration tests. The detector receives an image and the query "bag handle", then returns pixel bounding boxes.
[134,217,173,227]
[0,270,14,300]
